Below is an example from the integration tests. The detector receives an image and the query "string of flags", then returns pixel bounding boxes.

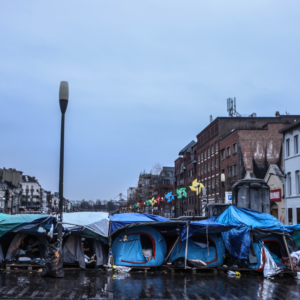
[120,180,205,211]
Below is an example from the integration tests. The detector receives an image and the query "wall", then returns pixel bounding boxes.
[283,125,300,225]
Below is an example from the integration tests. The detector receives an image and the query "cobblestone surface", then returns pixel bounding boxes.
[0,270,299,299]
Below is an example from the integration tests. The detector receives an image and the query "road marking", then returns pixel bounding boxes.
[194,294,203,300]
[55,290,65,299]
[6,286,18,295]
[167,288,177,300]
[29,290,40,298]
[16,286,30,297]
[69,290,76,299]
[81,292,88,299]
[182,293,190,300]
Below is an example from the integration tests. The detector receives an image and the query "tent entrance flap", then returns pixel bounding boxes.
[120,234,148,264]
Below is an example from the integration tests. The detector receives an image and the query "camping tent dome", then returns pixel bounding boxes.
[112,225,167,267]
[168,233,225,267]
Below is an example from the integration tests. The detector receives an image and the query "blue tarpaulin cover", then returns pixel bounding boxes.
[180,218,236,241]
[216,206,289,259]
[109,213,170,234]
[216,206,287,231]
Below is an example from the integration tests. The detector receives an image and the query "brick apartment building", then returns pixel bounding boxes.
[174,113,300,217]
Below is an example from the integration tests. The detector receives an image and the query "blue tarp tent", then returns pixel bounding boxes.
[216,206,290,265]
[112,225,167,267]
[168,218,234,267]
[109,213,170,235]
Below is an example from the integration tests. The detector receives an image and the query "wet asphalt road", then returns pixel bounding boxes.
[0,269,299,300]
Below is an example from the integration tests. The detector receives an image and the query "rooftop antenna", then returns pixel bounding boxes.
[227,97,241,117]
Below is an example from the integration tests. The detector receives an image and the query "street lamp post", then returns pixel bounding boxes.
[25,186,28,210]
[57,81,69,243]
[221,172,225,203]
[30,186,34,210]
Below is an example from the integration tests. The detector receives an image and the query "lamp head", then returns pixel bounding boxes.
[59,81,69,114]
[221,174,225,182]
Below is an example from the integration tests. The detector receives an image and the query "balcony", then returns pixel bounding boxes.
[191,155,197,164]
[180,162,186,174]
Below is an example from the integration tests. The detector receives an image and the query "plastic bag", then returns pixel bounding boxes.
[42,241,64,278]
[263,246,282,278]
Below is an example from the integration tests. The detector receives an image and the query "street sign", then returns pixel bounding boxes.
[270,189,281,202]
[225,192,232,204]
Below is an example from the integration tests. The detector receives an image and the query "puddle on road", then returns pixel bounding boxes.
[0,270,299,299]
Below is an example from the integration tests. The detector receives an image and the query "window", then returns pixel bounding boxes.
[296,171,300,194]
[295,135,299,155]
[163,179,170,185]
[212,179,215,189]
[201,166,204,174]
[228,166,232,178]
[233,143,237,154]
[215,142,218,152]
[207,147,210,157]
[201,152,203,161]
[204,165,207,174]
[221,149,225,160]
[211,144,214,155]
[208,163,210,171]
[216,159,219,168]
[297,208,300,224]
[227,146,231,157]
[286,138,290,157]
[211,159,214,170]
[204,150,206,159]
[288,208,293,225]
[198,154,200,162]
[287,173,292,196]
[216,179,219,188]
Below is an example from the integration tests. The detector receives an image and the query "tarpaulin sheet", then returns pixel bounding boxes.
[0,214,55,238]
[216,206,292,259]
[180,218,236,241]
[221,227,251,260]
[0,214,11,223]
[109,213,170,234]
[62,212,109,238]
[216,206,288,231]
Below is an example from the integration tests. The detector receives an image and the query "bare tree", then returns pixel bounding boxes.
[151,163,163,175]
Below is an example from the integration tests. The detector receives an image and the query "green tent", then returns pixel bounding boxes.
[0,214,52,238]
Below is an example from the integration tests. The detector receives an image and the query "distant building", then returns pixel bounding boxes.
[279,121,300,225]
[0,168,23,214]
[264,164,285,223]
[20,175,42,213]
[154,167,175,217]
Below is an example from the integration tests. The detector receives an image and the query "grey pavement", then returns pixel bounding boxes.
[0,269,299,299]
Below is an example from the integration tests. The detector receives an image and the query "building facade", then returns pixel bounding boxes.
[174,113,300,217]
[264,164,285,223]
[279,121,300,225]
[20,175,42,213]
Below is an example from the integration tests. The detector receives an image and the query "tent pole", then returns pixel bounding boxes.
[184,221,189,269]
[164,236,180,264]
[108,220,112,267]
[283,233,294,272]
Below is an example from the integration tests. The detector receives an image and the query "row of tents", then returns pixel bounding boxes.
[0,206,300,275]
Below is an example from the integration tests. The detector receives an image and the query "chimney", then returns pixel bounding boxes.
[210,115,213,123]
[275,111,280,117]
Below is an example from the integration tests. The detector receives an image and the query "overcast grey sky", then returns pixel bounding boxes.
[1,1,299,201]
